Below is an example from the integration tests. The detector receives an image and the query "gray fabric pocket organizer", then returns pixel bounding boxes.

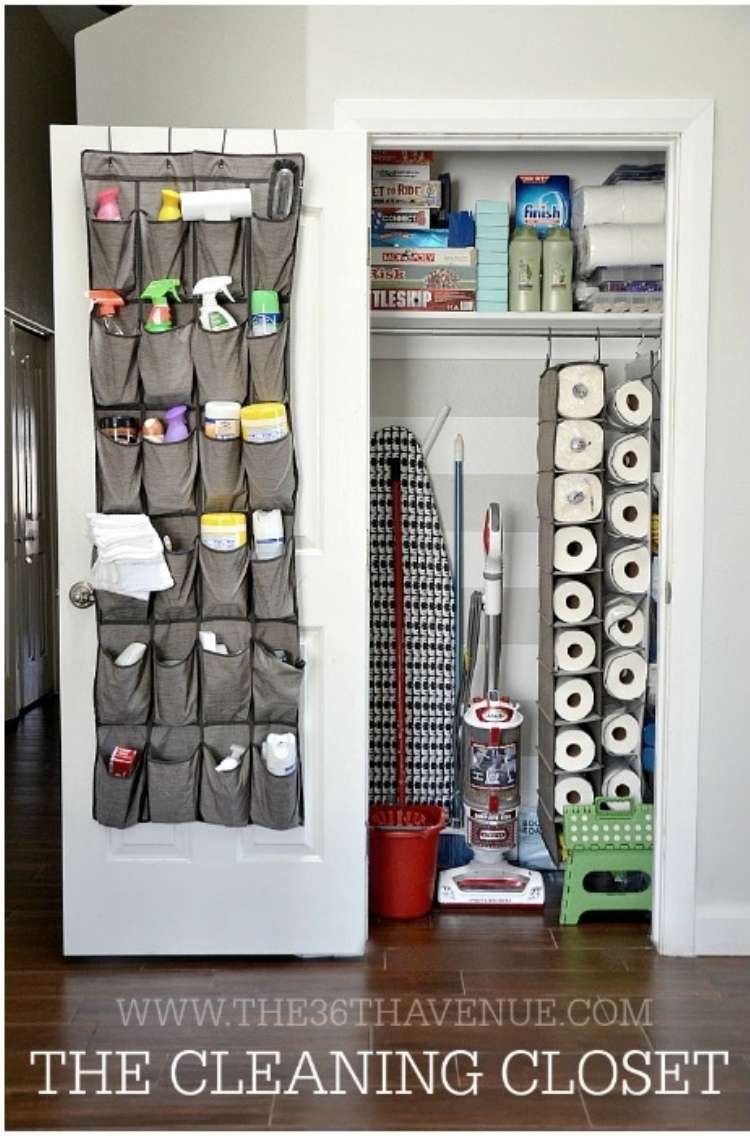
[250,540,295,620]
[250,726,301,830]
[88,216,137,297]
[143,431,197,514]
[247,323,287,403]
[96,588,149,624]
[253,642,304,724]
[95,639,151,725]
[251,214,297,295]
[199,620,252,723]
[147,746,200,824]
[198,433,246,513]
[242,431,295,512]
[138,318,194,406]
[199,542,250,619]
[194,220,246,295]
[153,646,199,726]
[90,307,140,405]
[140,217,189,291]
[199,724,251,827]
[192,308,249,404]
[93,725,147,829]
[152,541,198,620]
[95,429,142,513]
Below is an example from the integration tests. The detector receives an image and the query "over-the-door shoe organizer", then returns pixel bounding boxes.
[536,359,653,865]
[83,149,305,830]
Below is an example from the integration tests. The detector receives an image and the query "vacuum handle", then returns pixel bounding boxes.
[390,459,407,810]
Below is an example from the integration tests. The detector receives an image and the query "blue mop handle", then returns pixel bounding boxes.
[454,435,464,695]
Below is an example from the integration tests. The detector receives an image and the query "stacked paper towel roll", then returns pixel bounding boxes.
[606,543,650,594]
[602,710,640,755]
[573,183,665,229]
[606,488,650,539]
[553,525,598,572]
[555,628,597,672]
[609,380,652,428]
[554,774,595,815]
[604,598,645,648]
[555,727,596,772]
[556,363,604,418]
[554,420,604,471]
[602,759,642,810]
[604,648,647,700]
[607,433,650,485]
[553,578,595,623]
[553,473,602,523]
[555,676,595,722]
[576,223,666,275]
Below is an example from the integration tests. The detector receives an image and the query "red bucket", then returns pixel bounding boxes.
[368,805,446,919]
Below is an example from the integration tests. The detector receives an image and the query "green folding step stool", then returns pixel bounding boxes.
[559,797,654,925]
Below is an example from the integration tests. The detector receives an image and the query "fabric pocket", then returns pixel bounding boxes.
[251,214,297,295]
[193,314,249,404]
[138,318,194,406]
[90,308,140,405]
[247,323,287,403]
[88,216,137,296]
[96,429,142,514]
[140,217,189,290]
[199,724,251,827]
[198,433,247,513]
[153,645,199,726]
[152,541,198,620]
[95,641,151,725]
[147,746,200,824]
[250,540,295,620]
[199,622,252,723]
[143,431,197,514]
[242,431,295,512]
[194,220,246,295]
[93,725,147,829]
[250,727,301,830]
[253,641,304,724]
[96,588,150,623]
[199,542,250,619]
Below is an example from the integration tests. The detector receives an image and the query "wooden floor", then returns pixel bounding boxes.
[5,698,750,1130]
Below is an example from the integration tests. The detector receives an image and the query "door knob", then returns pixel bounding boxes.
[69,581,96,609]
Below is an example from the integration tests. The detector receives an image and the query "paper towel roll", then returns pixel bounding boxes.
[606,488,650,539]
[602,759,642,811]
[554,727,596,772]
[604,598,645,648]
[577,223,666,275]
[602,710,640,756]
[609,380,653,428]
[572,183,665,229]
[553,525,598,573]
[554,420,604,472]
[607,433,651,485]
[556,364,604,419]
[261,732,298,777]
[555,628,597,673]
[604,648,647,700]
[555,677,595,723]
[606,543,650,594]
[554,773,595,815]
[553,473,602,523]
[553,579,595,623]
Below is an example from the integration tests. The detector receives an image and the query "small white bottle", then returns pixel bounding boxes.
[252,509,284,560]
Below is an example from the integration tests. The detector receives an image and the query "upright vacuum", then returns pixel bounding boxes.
[438,504,546,908]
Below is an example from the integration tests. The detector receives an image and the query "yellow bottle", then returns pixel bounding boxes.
[158,188,181,222]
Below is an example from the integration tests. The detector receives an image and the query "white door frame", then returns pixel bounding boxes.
[336,98,715,957]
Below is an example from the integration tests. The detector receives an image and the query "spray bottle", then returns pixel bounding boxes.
[193,276,237,331]
[86,289,125,334]
[141,278,181,333]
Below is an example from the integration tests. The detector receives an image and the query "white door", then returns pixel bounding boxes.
[51,126,369,956]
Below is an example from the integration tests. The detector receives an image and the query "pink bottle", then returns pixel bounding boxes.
[95,188,121,221]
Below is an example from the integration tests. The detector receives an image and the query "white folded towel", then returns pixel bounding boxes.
[87,513,174,599]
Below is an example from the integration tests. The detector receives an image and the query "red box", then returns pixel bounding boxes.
[109,746,139,778]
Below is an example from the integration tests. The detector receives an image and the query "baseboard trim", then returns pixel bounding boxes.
[695,904,750,955]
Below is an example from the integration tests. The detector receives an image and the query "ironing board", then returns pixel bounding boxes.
[370,426,454,807]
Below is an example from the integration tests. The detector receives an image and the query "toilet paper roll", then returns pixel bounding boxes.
[604,648,647,700]
[554,774,595,815]
[553,579,595,624]
[606,488,650,539]
[554,677,595,723]
[553,525,598,573]
[606,543,650,594]
[576,223,666,275]
[554,728,596,772]
[554,420,604,472]
[602,710,640,756]
[553,473,602,523]
[609,380,653,428]
[261,732,298,777]
[602,758,642,811]
[572,183,666,228]
[607,433,650,486]
[554,628,597,673]
[604,598,645,648]
[556,363,605,419]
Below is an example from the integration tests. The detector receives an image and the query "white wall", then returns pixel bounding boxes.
[76,5,750,952]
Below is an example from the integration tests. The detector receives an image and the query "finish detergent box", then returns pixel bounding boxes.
[515,174,571,235]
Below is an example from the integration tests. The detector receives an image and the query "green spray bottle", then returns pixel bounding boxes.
[141,278,181,333]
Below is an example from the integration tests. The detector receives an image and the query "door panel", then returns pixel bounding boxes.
[51,126,369,955]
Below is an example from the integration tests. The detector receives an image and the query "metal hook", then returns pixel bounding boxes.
[107,125,113,164]
[273,128,279,155]
[594,328,602,364]
[221,128,227,154]
[167,126,172,154]
[545,327,553,370]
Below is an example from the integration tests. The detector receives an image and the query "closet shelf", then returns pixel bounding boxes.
[371,311,662,336]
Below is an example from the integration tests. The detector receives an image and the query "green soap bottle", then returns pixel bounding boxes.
[542,227,574,313]
[509,226,541,313]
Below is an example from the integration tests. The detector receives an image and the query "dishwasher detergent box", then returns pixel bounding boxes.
[515,174,571,235]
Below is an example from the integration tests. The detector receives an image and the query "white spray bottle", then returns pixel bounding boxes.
[193,276,237,331]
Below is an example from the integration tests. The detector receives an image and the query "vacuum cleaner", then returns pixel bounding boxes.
[438,503,545,908]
